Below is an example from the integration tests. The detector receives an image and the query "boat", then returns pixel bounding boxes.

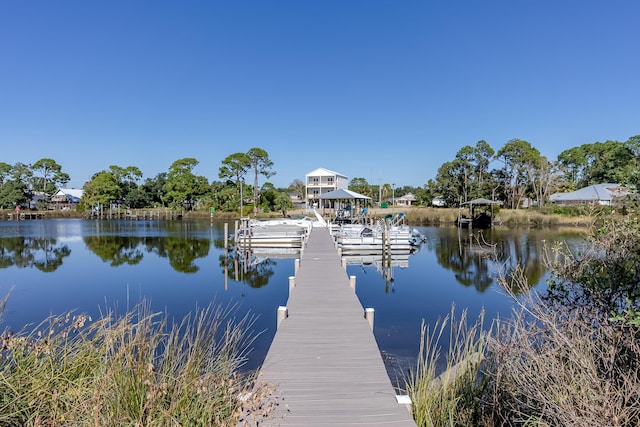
[234,212,325,248]
[333,212,423,253]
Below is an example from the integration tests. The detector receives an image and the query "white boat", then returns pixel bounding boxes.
[235,214,323,248]
[333,212,426,253]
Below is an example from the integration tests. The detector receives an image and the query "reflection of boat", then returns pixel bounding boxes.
[236,247,302,267]
[334,213,424,253]
[341,252,410,268]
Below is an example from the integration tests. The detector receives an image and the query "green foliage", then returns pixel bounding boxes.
[247,148,275,212]
[558,137,638,189]
[273,192,294,216]
[348,177,372,198]
[163,158,211,210]
[0,180,30,209]
[31,158,69,194]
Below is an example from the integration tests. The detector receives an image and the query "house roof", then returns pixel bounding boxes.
[315,188,371,200]
[550,184,626,202]
[461,198,503,206]
[305,167,347,178]
[54,188,84,202]
[397,192,416,201]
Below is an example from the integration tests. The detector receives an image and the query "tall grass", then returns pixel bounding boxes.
[405,306,488,427]
[0,300,278,426]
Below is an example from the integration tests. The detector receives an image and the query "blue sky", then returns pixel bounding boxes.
[1,1,638,190]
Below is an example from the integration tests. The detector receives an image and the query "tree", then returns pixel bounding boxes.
[31,158,69,194]
[258,182,278,212]
[348,177,372,198]
[80,165,142,211]
[0,180,30,209]
[0,162,13,186]
[140,173,168,207]
[163,158,210,210]
[558,140,636,189]
[80,170,120,210]
[219,152,250,215]
[246,148,274,214]
[288,179,306,201]
[273,192,294,217]
[496,139,541,209]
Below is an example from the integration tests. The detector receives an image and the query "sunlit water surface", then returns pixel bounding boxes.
[0,219,585,376]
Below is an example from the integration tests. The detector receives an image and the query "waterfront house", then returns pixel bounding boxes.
[549,183,629,206]
[50,188,84,210]
[305,168,348,209]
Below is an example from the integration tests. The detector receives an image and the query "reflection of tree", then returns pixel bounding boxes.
[84,235,210,273]
[147,236,210,273]
[84,236,145,267]
[219,252,276,288]
[432,227,549,294]
[0,237,71,272]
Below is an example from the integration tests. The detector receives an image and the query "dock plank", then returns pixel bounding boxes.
[242,227,416,426]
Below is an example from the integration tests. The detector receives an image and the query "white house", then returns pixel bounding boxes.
[305,168,348,208]
[50,188,84,209]
[396,192,417,207]
[550,183,630,206]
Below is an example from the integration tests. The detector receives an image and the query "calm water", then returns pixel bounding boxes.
[0,219,584,373]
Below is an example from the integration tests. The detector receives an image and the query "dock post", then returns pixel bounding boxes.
[349,275,356,291]
[277,306,288,329]
[289,276,295,294]
[295,258,300,275]
[342,258,347,269]
[364,307,375,330]
[224,222,228,249]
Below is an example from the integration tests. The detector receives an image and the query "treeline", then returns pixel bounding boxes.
[348,135,640,208]
[1,135,639,212]
[0,148,295,215]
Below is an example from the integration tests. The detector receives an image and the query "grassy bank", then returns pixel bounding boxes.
[1,206,611,227]
[0,298,276,426]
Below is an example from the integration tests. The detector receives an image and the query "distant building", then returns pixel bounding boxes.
[550,183,630,206]
[305,168,348,209]
[50,188,84,210]
[396,192,417,207]
[30,191,49,209]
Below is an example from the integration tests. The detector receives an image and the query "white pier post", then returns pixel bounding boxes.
[295,258,300,275]
[289,276,295,294]
[350,275,356,291]
[364,308,375,330]
[277,306,288,329]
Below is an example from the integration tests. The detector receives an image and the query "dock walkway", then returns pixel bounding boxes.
[243,227,416,426]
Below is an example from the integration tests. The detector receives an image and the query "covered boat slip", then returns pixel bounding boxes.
[456,198,502,228]
[241,228,416,426]
[315,188,372,224]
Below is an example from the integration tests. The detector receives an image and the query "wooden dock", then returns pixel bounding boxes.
[242,227,416,426]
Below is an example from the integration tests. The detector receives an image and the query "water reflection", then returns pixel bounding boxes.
[0,237,71,272]
[431,227,556,293]
[83,235,211,273]
[220,248,298,289]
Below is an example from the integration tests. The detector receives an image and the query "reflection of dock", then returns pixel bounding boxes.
[245,228,415,426]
